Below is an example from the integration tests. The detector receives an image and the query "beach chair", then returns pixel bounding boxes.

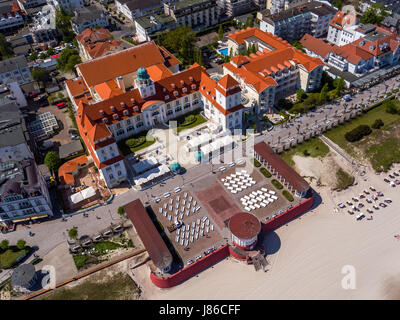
[254,203,261,209]
[231,190,237,194]
[211,225,214,231]
[249,205,256,210]
[260,202,267,207]
[175,236,179,242]
[269,190,276,195]
[179,213,184,219]
[244,206,251,211]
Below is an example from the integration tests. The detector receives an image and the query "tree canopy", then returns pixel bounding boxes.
[31,67,50,85]
[0,34,13,61]
[44,151,61,174]
[56,48,81,74]
[68,228,78,239]
[16,239,26,250]
[55,7,75,43]
[0,239,9,251]
[359,3,389,25]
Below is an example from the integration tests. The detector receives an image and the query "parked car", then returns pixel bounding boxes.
[379,202,387,208]
[363,189,370,195]
[377,191,384,197]
[385,198,392,203]
[384,178,390,183]
[348,210,354,215]
[68,128,78,134]
[367,208,373,214]
[373,205,379,210]
[71,135,80,140]
[369,186,376,191]
[57,102,66,109]
[366,198,372,203]
[338,203,345,209]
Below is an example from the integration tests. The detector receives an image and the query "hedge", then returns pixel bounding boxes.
[282,190,294,202]
[371,119,384,129]
[271,179,283,190]
[344,124,372,142]
[253,158,261,167]
[260,167,272,178]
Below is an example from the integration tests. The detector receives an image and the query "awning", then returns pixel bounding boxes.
[12,213,48,223]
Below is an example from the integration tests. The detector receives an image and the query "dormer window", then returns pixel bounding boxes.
[123,110,129,116]
[100,109,105,116]
[134,106,139,112]
[165,95,169,100]
[189,76,194,82]
[206,90,210,95]
[103,118,108,124]
[191,84,196,90]
[163,88,167,92]
[171,83,176,89]
[121,102,127,108]
[113,114,119,120]
[173,91,179,97]
[182,87,187,93]
[201,85,205,90]
[180,80,184,86]
[130,98,135,104]
[111,105,116,112]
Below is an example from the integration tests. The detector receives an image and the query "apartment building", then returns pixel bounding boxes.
[30,4,59,44]
[163,0,219,31]
[0,2,24,33]
[225,27,324,110]
[115,0,162,21]
[0,56,32,86]
[66,42,245,188]
[327,10,364,46]
[17,0,46,11]
[135,14,176,43]
[260,1,336,42]
[49,0,84,13]
[267,0,311,14]
[76,28,122,60]
[71,5,109,34]
[217,0,265,17]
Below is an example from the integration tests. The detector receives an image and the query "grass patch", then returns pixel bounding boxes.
[271,179,283,190]
[91,241,121,256]
[253,158,261,167]
[0,247,31,269]
[173,111,207,133]
[117,130,156,155]
[335,168,355,190]
[259,167,272,178]
[73,254,88,269]
[282,190,294,202]
[41,271,139,300]
[280,137,330,167]
[325,99,400,172]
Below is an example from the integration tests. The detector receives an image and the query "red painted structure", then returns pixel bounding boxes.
[150,195,314,288]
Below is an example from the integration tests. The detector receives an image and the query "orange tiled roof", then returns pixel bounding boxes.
[94,80,124,100]
[65,78,90,97]
[86,40,122,59]
[218,74,239,90]
[329,11,356,30]
[332,43,373,64]
[300,34,334,58]
[58,155,88,185]
[146,63,173,82]
[76,28,111,45]
[77,41,180,88]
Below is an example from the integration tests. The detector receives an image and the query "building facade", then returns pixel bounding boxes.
[0,56,32,86]
[71,5,109,34]
[0,3,24,33]
[260,1,336,42]
[135,14,176,43]
[49,0,84,13]
[17,0,47,11]
[217,0,264,17]
[115,0,162,21]
[163,0,219,31]
[30,4,59,44]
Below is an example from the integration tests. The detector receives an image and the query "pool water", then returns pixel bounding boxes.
[219,48,229,56]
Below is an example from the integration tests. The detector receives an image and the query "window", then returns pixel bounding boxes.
[118,170,122,176]
[127,119,131,125]
[109,174,114,180]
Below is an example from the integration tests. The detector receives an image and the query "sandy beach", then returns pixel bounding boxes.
[135,163,400,300]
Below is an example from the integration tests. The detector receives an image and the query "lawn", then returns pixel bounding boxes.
[91,241,121,256]
[173,110,207,133]
[41,271,139,300]
[325,100,400,172]
[73,254,88,269]
[0,247,31,269]
[335,168,355,191]
[280,137,330,167]
[117,130,156,155]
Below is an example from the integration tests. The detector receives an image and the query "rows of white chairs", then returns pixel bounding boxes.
[158,192,201,221]
[221,169,256,194]
[174,216,215,247]
[240,188,278,212]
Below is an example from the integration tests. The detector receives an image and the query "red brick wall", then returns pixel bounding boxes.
[261,196,314,233]
[150,244,230,288]
[228,246,247,260]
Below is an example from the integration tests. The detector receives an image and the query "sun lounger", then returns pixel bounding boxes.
[260,202,267,207]
[269,190,276,195]
[249,205,256,210]
[211,225,214,231]
[244,206,251,211]
[254,203,261,209]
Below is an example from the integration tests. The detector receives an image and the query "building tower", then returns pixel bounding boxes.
[134,67,155,99]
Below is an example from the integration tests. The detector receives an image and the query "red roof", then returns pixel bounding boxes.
[229,212,261,239]
[58,155,88,185]
[300,34,334,59]
[76,28,111,45]
[218,74,239,90]
[125,199,173,271]
[254,141,310,194]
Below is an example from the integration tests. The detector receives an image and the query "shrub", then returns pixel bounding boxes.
[0,240,9,251]
[271,179,283,190]
[117,206,125,216]
[371,119,384,129]
[253,158,261,167]
[282,190,294,202]
[16,239,26,250]
[344,125,372,142]
[125,136,145,147]
[259,167,272,178]
[68,228,78,239]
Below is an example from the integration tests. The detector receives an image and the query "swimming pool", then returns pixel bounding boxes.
[219,48,229,56]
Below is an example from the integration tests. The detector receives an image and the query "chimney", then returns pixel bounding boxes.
[116,76,125,92]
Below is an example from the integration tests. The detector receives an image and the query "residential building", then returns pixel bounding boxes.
[135,14,176,43]
[300,33,333,61]
[381,12,400,34]
[163,0,219,31]
[267,0,311,14]
[0,56,32,86]
[17,0,47,11]
[359,0,400,13]
[66,42,245,188]
[49,0,84,13]
[30,4,59,44]
[225,27,324,111]
[70,5,109,34]
[115,0,162,21]
[0,2,24,33]
[217,0,265,17]
[327,10,364,46]
[260,1,336,42]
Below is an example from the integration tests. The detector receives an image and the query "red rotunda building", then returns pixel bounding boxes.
[228,212,261,251]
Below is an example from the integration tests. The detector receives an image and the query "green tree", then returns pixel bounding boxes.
[56,48,81,74]
[44,151,61,174]
[218,24,223,40]
[55,7,75,43]
[384,100,399,114]
[371,118,384,129]
[47,47,55,56]
[117,206,125,216]
[39,52,48,59]
[31,67,50,85]
[291,40,304,51]
[68,228,78,239]
[0,34,13,60]
[360,3,388,24]
[319,83,329,104]
[296,89,307,102]
[0,239,9,251]
[29,53,38,61]
[333,77,345,96]
[332,0,342,9]
[16,239,26,250]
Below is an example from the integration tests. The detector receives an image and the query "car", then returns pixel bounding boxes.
[56,77,66,84]
[28,92,39,99]
[174,187,181,193]
[154,197,161,203]
[358,202,364,208]
[379,202,387,208]
[385,198,392,203]
[356,213,365,220]
[372,195,378,201]
[346,201,353,206]
[384,178,390,183]
[57,102,66,109]
[395,180,400,185]
[366,198,372,203]
[338,203,345,208]
[352,197,359,202]
[373,205,379,210]
[195,255,202,261]
[389,174,395,179]
[390,181,396,187]
[228,162,235,167]
[370,186,376,191]
[363,189,370,195]
[163,192,171,198]
[51,71,59,77]
[326,120,331,124]
[187,259,194,265]
[218,166,226,172]
[348,210,354,215]
[359,194,365,199]
[68,128,78,134]
[367,208,373,214]
[394,172,399,177]
[289,137,295,142]
[71,135,80,140]
[377,191,384,197]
